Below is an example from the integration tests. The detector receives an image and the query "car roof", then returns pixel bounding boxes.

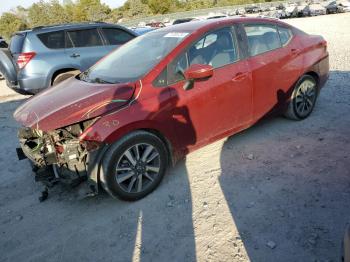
[17,22,135,35]
[157,17,287,34]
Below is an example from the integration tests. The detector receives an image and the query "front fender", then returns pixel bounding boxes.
[80,117,177,150]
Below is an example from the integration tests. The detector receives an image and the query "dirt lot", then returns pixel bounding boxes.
[0,13,349,262]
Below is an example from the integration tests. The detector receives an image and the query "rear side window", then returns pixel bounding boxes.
[244,24,281,56]
[101,28,134,45]
[278,26,293,46]
[67,29,103,48]
[37,31,65,49]
[9,33,26,54]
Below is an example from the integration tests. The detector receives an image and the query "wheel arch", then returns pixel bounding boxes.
[50,67,80,85]
[105,126,175,167]
[139,128,175,167]
[304,71,320,86]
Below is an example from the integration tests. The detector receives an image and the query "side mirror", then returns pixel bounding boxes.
[183,64,213,91]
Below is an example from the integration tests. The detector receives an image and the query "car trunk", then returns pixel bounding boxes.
[0,48,18,87]
[0,33,26,87]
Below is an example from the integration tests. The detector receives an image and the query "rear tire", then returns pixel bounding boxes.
[284,75,318,120]
[52,70,80,86]
[101,131,168,201]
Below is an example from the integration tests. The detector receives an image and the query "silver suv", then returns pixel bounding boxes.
[0,22,136,94]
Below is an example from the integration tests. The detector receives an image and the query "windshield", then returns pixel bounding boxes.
[80,31,190,84]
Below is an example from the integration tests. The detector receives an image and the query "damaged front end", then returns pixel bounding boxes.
[17,119,103,198]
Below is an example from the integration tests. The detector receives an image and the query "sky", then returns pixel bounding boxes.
[0,0,127,14]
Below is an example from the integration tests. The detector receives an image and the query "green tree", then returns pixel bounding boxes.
[28,0,69,27]
[118,0,151,18]
[0,12,27,40]
[148,0,172,14]
[72,0,111,22]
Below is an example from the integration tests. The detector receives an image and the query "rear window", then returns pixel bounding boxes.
[67,29,103,48]
[101,28,134,45]
[278,26,293,46]
[37,31,65,49]
[9,33,26,54]
[244,24,281,56]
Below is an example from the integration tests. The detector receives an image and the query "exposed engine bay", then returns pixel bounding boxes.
[16,119,100,200]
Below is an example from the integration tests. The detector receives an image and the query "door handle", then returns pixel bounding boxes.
[70,53,80,58]
[232,72,248,82]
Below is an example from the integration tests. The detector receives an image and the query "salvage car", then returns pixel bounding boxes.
[172,18,198,25]
[14,17,329,201]
[339,0,350,11]
[285,4,299,17]
[303,4,327,16]
[0,22,136,95]
[324,1,340,13]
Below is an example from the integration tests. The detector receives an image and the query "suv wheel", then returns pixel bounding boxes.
[52,70,80,86]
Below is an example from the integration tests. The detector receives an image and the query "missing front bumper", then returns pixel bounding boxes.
[16,126,103,199]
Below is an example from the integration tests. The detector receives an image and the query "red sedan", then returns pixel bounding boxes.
[14,17,329,200]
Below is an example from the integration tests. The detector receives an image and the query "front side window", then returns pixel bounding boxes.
[67,29,103,48]
[188,28,238,68]
[244,24,281,56]
[101,28,135,45]
[166,27,238,85]
[37,31,65,49]
[278,26,293,46]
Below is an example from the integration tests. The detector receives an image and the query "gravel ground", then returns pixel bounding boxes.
[0,13,349,262]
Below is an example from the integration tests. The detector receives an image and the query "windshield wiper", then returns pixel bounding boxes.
[78,70,90,82]
[90,77,115,84]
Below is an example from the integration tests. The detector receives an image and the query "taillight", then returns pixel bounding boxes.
[17,52,36,69]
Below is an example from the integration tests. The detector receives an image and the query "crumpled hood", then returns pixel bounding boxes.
[14,77,135,131]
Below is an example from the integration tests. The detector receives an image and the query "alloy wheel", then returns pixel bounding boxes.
[294,79,317,117]
[115,143,161,194]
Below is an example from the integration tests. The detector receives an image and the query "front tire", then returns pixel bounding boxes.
[284,75,318,120]
[101,131,169,201]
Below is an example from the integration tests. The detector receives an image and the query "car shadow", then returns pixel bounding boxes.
[218,70,350,261]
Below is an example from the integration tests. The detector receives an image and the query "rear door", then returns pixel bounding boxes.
[99,27,135,53]
[65,27,107,71]
[165,26,253,150]
[241,22,303,121]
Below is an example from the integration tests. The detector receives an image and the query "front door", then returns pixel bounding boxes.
[166,27,253,152]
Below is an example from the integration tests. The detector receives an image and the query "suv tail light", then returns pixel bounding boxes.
[17,52,36,69]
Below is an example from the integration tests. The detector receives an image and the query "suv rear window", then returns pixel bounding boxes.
[9,33,26,54]
[101,28,134,45]
[67,29,103,48]
[37,31,65,49]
